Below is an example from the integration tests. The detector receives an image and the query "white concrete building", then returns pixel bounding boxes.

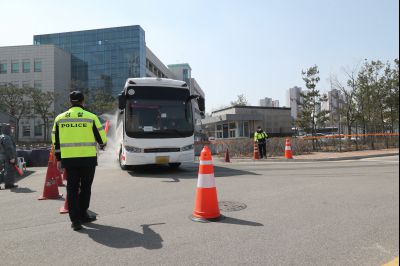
[259,97,273,107]
[0,45,71,141]
[286,86,302,120]
[322,89,343,126]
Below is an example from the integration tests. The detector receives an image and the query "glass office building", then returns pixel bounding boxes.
[34,25,146,96]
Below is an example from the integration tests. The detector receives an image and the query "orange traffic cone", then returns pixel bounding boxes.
[38,150,63,200]
[59,194,69,214]
[253,142,260,160]
[191,146,223,222]
[285,138,294,159]
[225,149,231,163]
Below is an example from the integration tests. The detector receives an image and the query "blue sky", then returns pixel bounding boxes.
[1,0,398,111]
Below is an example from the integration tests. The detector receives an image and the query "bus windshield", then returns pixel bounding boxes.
[126,98,194,138]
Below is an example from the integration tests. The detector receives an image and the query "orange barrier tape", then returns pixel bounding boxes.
[302,133,399,140]
[194,133,399,143]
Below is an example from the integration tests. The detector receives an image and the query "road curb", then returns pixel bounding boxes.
[285,152,399,162]
[218,152,399,163]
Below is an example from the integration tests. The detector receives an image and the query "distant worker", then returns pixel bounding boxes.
[254,126,268,159]
[0,123,18,190]
[52,91,107,231]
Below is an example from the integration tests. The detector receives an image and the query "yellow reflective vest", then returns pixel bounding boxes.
[52,106,107,167]
[254,131,268,142]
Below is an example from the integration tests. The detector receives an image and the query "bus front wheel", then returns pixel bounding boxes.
[168,163,181,169]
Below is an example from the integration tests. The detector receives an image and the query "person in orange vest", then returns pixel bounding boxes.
[254,126,268,159]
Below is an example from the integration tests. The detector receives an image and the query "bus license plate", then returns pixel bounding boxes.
[155,156,169,164]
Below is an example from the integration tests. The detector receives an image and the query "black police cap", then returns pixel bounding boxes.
[70,91,84,103]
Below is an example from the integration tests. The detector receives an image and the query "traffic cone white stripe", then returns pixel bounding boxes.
[200,160,213,165]
[197,174,216,188]
[285,146,291,151]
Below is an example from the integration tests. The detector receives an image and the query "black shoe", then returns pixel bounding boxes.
[4,184,18,189]
[80,214,97,223]
[71,221,83,231]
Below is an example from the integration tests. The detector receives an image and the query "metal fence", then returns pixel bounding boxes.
[195,133,399,158]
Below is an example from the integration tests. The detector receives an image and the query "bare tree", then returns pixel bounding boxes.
[230,94,248,106]
[331,65,359,138]
[0,84,30,141]
[29,88,55,142]
[85,89,117,115]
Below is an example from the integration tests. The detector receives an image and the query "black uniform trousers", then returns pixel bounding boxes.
[66,166,96,222]
[258,142,267,158]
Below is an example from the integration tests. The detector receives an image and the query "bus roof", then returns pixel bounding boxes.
[124,78,187,89]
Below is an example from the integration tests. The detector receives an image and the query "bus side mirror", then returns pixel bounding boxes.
[197,97,205,113]
[118,94,126,110]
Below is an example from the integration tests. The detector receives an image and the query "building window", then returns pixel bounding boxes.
[216,124,223,139]
[11,81,19,88]
[34,59,42,72]
[11,61,19,73]
[34,80,42,90]
[239,121,250,137]
[0,62,7,74]
[23,60,30,73]
[34,121,42,137]
[244,122,249,137]
[223,124,229,139]
[183,69,189,80]
[229,122,236,138]
[23,125,31,137]
[22,81,30,88]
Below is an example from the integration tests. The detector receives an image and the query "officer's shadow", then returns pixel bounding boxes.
[80,223,165,250]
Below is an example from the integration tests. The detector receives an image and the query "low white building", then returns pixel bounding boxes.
[202,105,292,139]
[0,45,71,142]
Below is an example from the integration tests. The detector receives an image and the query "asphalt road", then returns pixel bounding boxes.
[1,155,398,266]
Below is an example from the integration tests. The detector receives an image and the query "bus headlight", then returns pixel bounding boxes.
[124,145,142,153]
[181,144,194,151]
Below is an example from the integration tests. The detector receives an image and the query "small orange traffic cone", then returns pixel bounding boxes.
[191,146,223,222]
[225,149,230,163]
[253,142,260,160]
[59,194,69,214]
[38,150,62,200]
[284,138,294,159]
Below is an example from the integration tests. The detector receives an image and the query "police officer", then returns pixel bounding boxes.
[52,91,107,231]
[254,126,268,159]
[0,123,18,189]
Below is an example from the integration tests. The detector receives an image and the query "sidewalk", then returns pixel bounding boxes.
[216,148,399,162]
[289,148,399,161]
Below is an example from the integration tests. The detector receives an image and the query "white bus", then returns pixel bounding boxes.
[117,78,205,170]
